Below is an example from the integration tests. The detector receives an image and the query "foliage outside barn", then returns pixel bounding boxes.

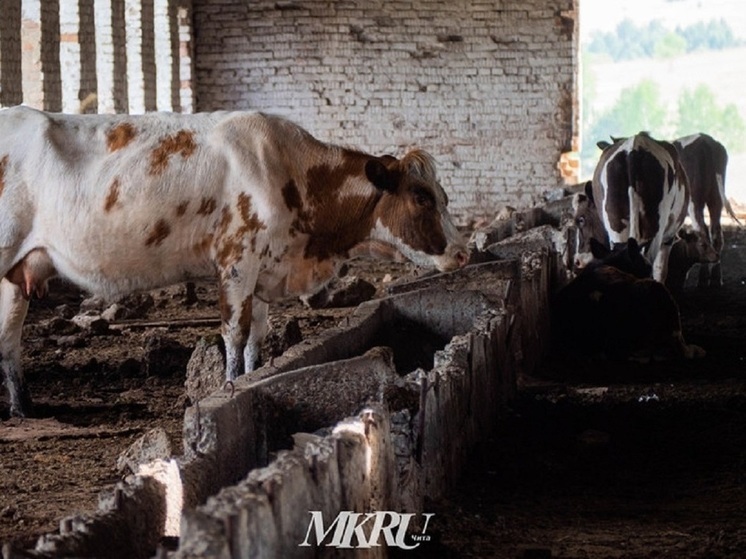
[580,17,746,186]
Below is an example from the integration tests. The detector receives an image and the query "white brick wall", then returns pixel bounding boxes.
[192,0,579,224]
[60,0,81,113]
[0,0,23,106]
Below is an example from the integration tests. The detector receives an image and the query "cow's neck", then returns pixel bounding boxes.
[297,149,380,260]
[254,150,383,302]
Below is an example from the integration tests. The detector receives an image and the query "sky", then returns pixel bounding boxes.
[581,0,746,41]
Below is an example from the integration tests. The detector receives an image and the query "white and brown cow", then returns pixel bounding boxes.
[575,132,690,283]
[671,133,740,288]
[0,106,468,417]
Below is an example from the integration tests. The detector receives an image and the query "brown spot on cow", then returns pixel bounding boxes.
[299,153,379,260]
[192,234,214,256]
[145,219,171,247]
[218,282,233,324]
[106,122,137,152]
[149,130,197,175]
[237,192,266,253]
[238,296,253,338]
[104,178,121,212]
[215,206,233,241]
[175,201,189,217]
[196,197,217,216]
[214,194,267,267]
[282,179,303,211]
[0,155,9,198]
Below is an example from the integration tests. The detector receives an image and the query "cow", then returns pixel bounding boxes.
[0,106,469,417]
[586,237,652,279]
[553,236,704,361]
[672,133,740,288]
[571,181,608,270]
[575,132,694,283]
[665,227,718,293]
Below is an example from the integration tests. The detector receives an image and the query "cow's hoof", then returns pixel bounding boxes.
[9,405,29,419]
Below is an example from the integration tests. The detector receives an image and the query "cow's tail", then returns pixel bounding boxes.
[718,173,743,226]
[627,149,641,241]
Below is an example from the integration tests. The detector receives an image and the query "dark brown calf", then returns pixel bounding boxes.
[553,248,704,361]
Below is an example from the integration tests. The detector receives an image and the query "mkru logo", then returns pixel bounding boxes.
[299,511,435,549]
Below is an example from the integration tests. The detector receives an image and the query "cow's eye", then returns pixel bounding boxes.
[576,216,586,227]
[413,187,435,208]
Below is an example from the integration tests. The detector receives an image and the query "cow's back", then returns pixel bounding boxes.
[592,133,688,248]
[0,107,296,298]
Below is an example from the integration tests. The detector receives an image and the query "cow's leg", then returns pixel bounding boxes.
[652,241,673,284]
[690,204,712,288]
[709,216,724,288]
[244,299,269,371]
[0,278,32,417]
[217,269,258,382]
[697,261,710,288]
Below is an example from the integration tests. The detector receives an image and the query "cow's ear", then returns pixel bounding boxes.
[571,192,586,212]
[590,238,609,259]
[365,159,397,193]
[597,140,611,150]
[583,180,595,204]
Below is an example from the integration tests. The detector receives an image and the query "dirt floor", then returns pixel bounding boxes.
[1,227,745,557]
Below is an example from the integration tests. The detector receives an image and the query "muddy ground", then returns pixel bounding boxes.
[1,227,745,558]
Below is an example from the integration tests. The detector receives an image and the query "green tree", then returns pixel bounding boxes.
[654,32,687,58]
[676,85,746,151]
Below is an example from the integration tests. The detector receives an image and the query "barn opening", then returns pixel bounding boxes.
[579,0,746,208]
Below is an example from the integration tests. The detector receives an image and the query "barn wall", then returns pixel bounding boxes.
[192,0,579,224]
[0,0,193,114]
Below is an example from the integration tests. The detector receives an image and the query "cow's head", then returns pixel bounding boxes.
[572,181,608,270]
[676,227,719,264]
[666,226,719,292]
[365,150,468,272]
[590,237,653,279]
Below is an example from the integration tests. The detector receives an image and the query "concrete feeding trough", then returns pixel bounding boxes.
[176,269,516,504]
[174,283,517,558]
[17,202,571,558]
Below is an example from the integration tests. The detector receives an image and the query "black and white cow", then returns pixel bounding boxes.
[672,133,740,288]
[0,106,468,416]
[575,132,691,283]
